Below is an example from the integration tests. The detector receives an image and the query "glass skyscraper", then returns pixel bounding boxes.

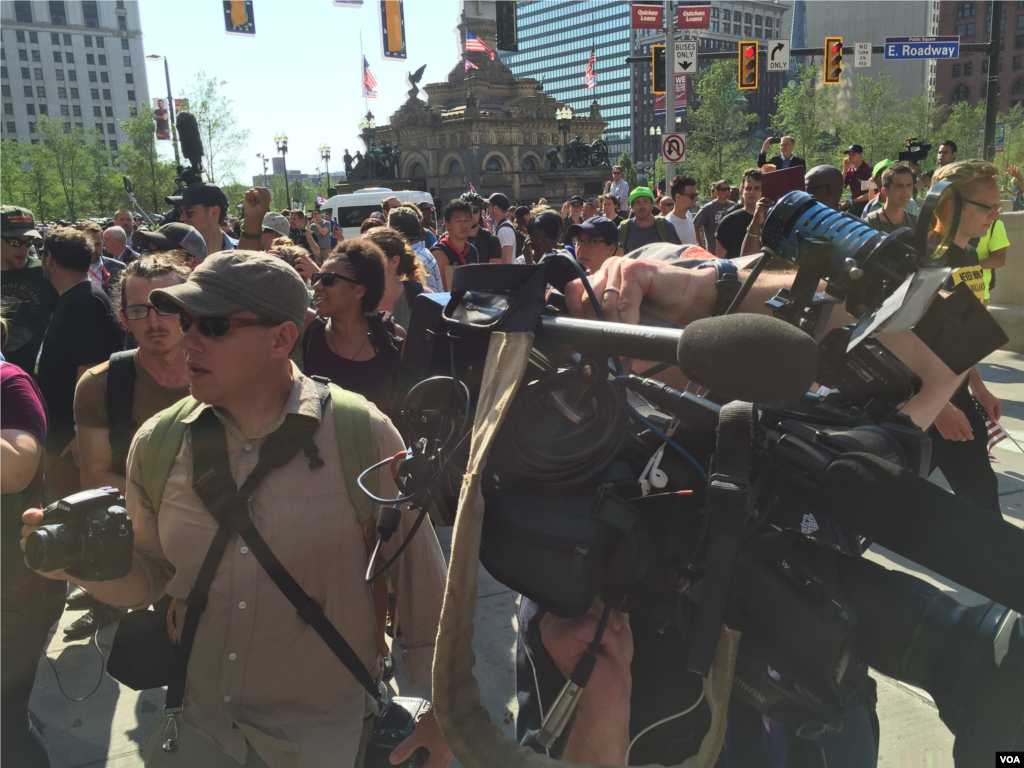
[499,1,632,161]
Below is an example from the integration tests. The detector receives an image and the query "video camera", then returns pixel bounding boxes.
[162,112,206,225]
[379,182,1019,763]
[24,488,134,581]
[898,136,932,164]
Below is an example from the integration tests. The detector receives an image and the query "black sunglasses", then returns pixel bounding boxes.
[2,236,29,247]
[123,303,177,320]
[311,271,361,288]
[179,313,276,338]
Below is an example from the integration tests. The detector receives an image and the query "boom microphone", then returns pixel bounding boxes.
[538,313,819,403]
[175,111,204,168]
[817,452,1024,612]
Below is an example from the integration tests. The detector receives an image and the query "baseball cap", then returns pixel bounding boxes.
[844,144,865,155]
[150,250,309,332]
[514,206,531,217]
[416,201,434,212]
[1,205,43,239]
[262,212,290,238]
[628,187,656,205]
[569,195,586,205]
[872,159,894,180]
[165,182,230,211]
[488,192,510,211]
[565,216,619,245]
[132,223,208,262]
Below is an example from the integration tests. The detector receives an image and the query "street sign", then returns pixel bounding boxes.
[677,2,711,30]
[675,40,697,75]
[884,36,959,59]
[662,133,686,163]
[855,42,872,68]
[767,40,790,71]
[632,3,663,29]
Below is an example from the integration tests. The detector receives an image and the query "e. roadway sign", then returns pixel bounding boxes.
[884,36,959,59]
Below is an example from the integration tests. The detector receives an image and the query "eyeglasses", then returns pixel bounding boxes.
[715,186,731,192]
[470,207,481,214]
[182,205,209,220]
[2,236,28,247]
[963,198,1001,216]
[123,303,177,321]
[612,171,622,175]
[680,193,698,199]
[574,237,609,249]
[311,271,361,288]
[179,312,276,338]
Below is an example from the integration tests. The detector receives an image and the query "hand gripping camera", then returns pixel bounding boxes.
[24,488,134,581]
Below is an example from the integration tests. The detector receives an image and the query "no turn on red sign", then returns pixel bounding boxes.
[662,133,686,163]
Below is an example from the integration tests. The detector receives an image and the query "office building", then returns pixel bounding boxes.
[934,0,1024,112]
[498,1,632,161]
[0,0,150,150]
[801,0,939,110]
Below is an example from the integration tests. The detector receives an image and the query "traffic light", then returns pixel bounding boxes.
[653,44,666,94]
[738,41,758,90]
[824,37,843,84]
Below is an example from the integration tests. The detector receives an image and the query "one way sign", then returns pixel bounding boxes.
[767,39,790,71]
[675,40,697,74]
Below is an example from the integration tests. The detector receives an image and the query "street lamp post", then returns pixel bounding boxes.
[319,144,332,195]
[145,54,180,166]
[274,133,290,206]
[256,153,269,187]
[555,105,573,202]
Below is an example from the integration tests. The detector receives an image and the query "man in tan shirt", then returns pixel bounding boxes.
[23,250,451,768]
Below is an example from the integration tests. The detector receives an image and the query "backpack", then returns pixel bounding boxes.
[138,381,392,660]
[496,219,523,258]
[619,216,670,253]
[107,350,138,474]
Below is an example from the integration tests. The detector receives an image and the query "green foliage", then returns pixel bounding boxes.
[221,183,249,217]
[35,115,94,221]
[119,103,178,216]
[995,102,1024,177]
[1,140,26,206]
[838,73,910,167]
[179,71,250,185]
[770,64,841,168]
[617,151,638,190]
[648,157,666,193]
[686,60,757,193]
[936,101,987,162]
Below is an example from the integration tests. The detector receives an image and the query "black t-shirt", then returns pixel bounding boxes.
[715,207,754,259]
[36,280,123,454]
[1,257,59,376]
[471,228,501,263]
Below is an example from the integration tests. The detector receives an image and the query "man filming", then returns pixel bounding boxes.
[167,182,236,256]
[22,242,452,767]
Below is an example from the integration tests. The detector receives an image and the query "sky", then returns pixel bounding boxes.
[138,0,463,186]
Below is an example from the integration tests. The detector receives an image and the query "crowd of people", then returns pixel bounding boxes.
[0,135,1017,768]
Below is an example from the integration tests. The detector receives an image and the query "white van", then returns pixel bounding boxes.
[320,187,433,240]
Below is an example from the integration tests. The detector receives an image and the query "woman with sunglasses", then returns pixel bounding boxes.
[302,240,402,415]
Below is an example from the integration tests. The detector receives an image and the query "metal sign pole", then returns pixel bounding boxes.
[664,4,676,185]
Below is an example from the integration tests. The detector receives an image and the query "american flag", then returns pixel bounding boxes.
[466,31,495,60]
[464,59,479,73]
[362,56,378,99]
[986,417,1010,462]
[316,195,326,206]
[584,48,597,90]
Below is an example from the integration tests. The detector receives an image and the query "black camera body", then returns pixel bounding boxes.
[898,137,932,164]
[24,488,134,581]
[363,697,431,768]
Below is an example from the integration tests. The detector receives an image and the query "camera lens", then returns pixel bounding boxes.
[24,523,82,574]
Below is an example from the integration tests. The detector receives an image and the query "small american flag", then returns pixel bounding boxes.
[584,48,597,90]
[466,31,495,60]
[986,417,1009,462]
[464,58,479,73]
[316,195,326,206]
[362,56,378,99]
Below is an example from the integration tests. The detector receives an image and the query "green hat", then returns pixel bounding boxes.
[628,187,656,205]
[1,206,42,239]
[872,159,894,180]
[150,250,310,332]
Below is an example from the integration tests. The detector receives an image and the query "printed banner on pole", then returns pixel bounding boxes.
[152,98,170,140]
[224,1,255,36]
[632,3,663,29]
[654,74,687,119]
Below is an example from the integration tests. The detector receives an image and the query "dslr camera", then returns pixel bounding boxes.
[24,488,134,581]
[898,136,932,164]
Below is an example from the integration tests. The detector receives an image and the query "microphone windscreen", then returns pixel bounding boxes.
[819,453,1024,612]
[676,314,819,403]
[176,112,204,165]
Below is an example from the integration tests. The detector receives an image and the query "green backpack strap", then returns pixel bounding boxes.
[140,396,201,512]
[326,383,378,526]
[654,216,669,242]
[619,218,630,252]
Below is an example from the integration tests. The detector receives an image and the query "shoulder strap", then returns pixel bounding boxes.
[140,396,201,512]
[655,216,669,242]
[619,218,630,252]
[327,383,378,526]
[302,316,327,361]
[107,350,138,473]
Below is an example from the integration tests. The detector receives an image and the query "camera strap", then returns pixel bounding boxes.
[686,400,757,678]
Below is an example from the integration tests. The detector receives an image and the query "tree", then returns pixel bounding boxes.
[35,115,94,221]
[840,73,910,165]
[617,151,638,190]
[24,142,62,222]
[687,61,757,192]
[86,131,123,218]
[770,64,841,168]
[120,103,178,216]
[648,157,666,194]
[936,100,986,162]
[180,71,250,185]
[0,140,26,206]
